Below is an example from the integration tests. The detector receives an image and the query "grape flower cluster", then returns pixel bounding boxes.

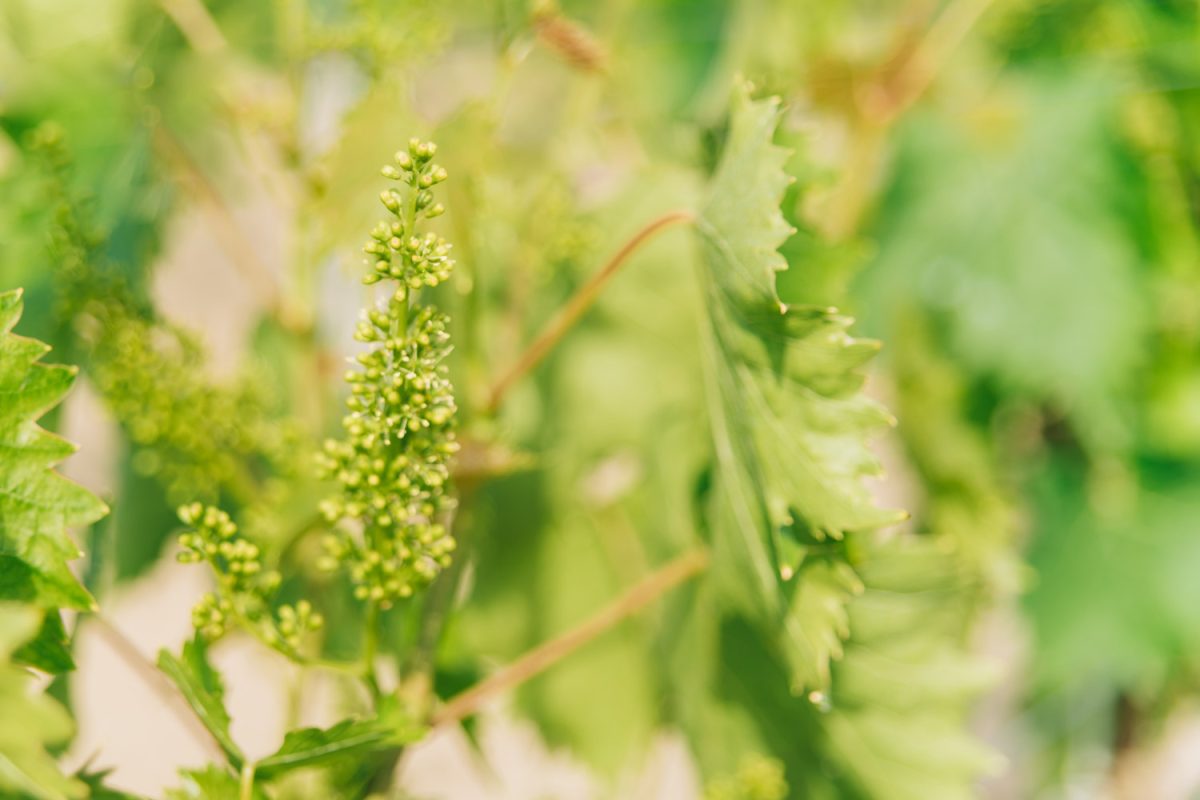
[316,139,459,609]
[177,503,322,653]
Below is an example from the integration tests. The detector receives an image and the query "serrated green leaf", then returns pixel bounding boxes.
[0,603,41,659]
[781,560,862,691]
[0,289,106,618]
[74,766,147,799]
[255,712,423,779]
[698,89,794,309]
[694,85,902,693]
[0,603,84,800]
[164,766,262,800]
[12,610,74,674]
[823,536,1001,800]
[157,637,243,768]
[666,535,996,800]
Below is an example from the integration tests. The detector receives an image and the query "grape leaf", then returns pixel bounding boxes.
[856,75,1145,453]
[0,603,84,800]
[0,289,106,625]
[823,536,1000,800]
[255,711,424,779]
[1025,460,1200,693]
[157,637,244,768]
[666,534,996,800]
[75,767,147,799]
[679,85,996,798]
[12,611,74,674]
[164,766,264,800]
[694,85,902,693]
[782,559,863,691]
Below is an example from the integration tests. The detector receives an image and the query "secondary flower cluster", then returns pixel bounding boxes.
[317,139,459,609]
[32,124,293,508]
[89,319,287,505]
[177,503,322,653]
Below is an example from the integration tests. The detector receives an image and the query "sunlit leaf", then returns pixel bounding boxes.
[0,603,83,800]
[695,84,902,693]
[255,711,424,779]
[0,289,106,627]
[157,636,243,768]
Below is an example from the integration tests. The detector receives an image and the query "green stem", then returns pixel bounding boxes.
[239,763,255,800]
[406,496,473,679]
[363,600,381,699]
[400,179,420,331]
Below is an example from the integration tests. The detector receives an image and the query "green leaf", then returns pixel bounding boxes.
[74,766,147,799]
[781,560,862,691]
[665,536,997,800]
[823,536,1001,800]
[697,87,794,310]
[680,86,996,799]
[0,603,84,800]
[1025,461,1200,694]
[857,75,1146,453]
[164,766,259,800]
[157,637,243,768]
[0,289,106,619]
[255,711,424,779]
[109,453,177,582]
[694,85,902,693]
[12,610,74,674]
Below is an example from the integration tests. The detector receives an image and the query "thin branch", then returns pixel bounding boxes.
[821,124,887,242]
[486,209,694,413]
[88,614,227,763]
[883,0,1003,120]
[239,763,256,800]
[155,0,229,56]
[431,547,709,726]
[406,500,472,680]
[362,600,381,700]
[153,0,298,209]
[822,0,997,238]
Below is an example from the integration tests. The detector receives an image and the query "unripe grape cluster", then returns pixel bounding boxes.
[317,139,459,609]
[177,503,322,652]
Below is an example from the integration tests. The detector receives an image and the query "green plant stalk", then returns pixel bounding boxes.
[405,495,472,680]
[363,600,381,699]
[239,763,255,800]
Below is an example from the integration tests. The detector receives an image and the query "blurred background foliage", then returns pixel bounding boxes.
[3,0,1200,797]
